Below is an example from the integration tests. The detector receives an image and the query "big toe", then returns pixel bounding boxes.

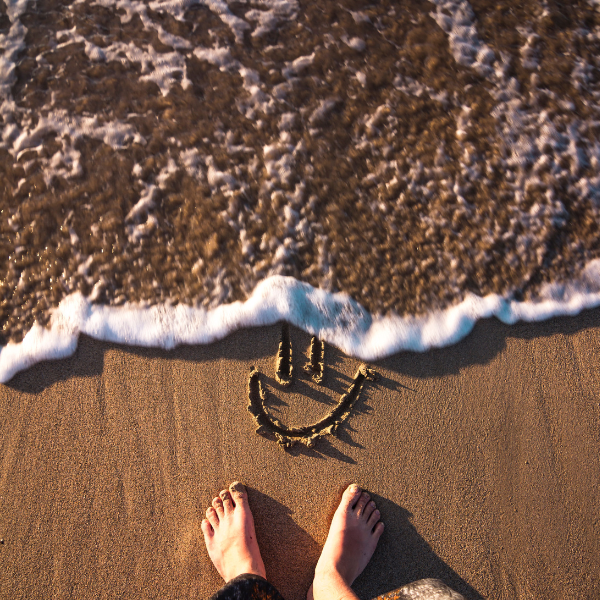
[340,483,363,511]
[229,481,249,508]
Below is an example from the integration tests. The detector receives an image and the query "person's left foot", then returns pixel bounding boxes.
[202,482,267,582]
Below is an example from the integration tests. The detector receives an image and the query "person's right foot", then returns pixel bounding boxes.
[309,484,384,600]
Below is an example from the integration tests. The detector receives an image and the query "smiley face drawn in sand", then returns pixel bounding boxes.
[247,323,376,449]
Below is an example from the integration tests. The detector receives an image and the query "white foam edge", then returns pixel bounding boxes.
[2,266,600,383]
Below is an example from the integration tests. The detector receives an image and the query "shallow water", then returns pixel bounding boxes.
[1,0,600,357]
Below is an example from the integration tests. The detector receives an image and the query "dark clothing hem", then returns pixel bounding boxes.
[208,573,286,600]
[208,573,465,600]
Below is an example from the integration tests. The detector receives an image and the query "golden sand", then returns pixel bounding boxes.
[1,311,599,599]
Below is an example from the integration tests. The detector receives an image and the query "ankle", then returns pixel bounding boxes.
[312,569,359,600]
[225,560,266,583]
[314,562,353,588]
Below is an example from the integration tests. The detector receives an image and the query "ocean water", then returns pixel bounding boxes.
[1,0,600,381]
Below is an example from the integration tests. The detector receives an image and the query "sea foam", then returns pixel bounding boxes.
[2,263,600,383]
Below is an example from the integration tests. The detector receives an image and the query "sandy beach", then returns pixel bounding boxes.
[0,310,599,600]
[2,2,600,598]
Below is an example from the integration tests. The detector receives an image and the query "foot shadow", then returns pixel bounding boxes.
[246,488,321,600]
[4,333,106,394]
[379,306,600,379]
[355,495,484,600]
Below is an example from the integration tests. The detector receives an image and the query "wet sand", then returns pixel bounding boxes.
[0,311,599,600]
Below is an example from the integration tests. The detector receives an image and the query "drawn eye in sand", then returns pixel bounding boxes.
[247,323,376,449]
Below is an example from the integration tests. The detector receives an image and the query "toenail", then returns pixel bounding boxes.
[229,481,246,494]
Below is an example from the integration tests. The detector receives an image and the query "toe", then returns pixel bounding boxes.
[363,500,376,521]
[373,521,385,539]
[220,489,233,513]
[355,492,371,516]
[201,518,213,538]
[367,508,380,528]
[229,482,249,508]
[341,483,363,511]
[212,496,225,517]
[206,506,219,529]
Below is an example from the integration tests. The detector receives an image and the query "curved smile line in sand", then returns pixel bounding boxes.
[246,324,376,449]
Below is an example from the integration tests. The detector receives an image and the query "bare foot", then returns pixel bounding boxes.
[309,484,384,600]
[201,482,266,583]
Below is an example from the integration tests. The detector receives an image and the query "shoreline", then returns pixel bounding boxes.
[4,272,600,384]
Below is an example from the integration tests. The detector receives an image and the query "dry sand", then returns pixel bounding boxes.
[0,311,599,600]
